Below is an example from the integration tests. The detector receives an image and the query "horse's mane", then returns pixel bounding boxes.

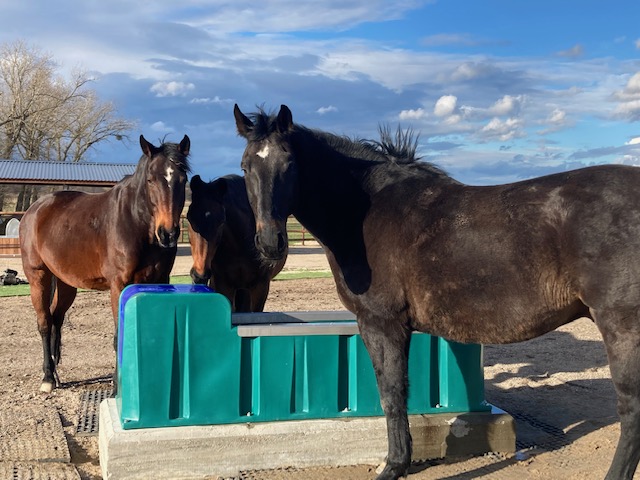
[244,107,449,178]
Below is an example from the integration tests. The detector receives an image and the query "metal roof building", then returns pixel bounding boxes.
[0,159,137,186]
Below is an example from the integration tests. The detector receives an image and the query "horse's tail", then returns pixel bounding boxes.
[48,274,63,376]
[49,275,58,308]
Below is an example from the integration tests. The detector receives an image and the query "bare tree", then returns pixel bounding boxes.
[0,40,136,162]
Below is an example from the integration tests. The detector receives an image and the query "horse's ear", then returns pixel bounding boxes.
[212,177,228,199]
[234,104,253,139]
[276,105,293,133]
[190,174,203,191]
[180,135,190,156]
[140,135,154,157]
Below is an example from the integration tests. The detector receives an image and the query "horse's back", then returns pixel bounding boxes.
[20,190,119,288]
[358,164,640,343]
[20,191,88,255]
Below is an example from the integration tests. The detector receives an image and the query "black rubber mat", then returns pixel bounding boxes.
[75,387,113,436]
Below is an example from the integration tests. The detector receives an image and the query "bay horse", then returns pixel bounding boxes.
[234,103,640,480]
[19,135,190,393]
[187,174,286,312]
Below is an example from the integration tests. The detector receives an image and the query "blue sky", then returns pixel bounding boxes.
[1,0,639,184]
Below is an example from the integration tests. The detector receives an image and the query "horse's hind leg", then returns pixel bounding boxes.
[594,310,640,479]
[358,316,412,480]
[49,279,77,370]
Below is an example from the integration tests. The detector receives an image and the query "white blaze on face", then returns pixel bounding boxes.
[164,166,174,187]
[257,145,270,159]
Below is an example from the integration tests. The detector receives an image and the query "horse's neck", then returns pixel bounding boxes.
[111,168,153,223]
[293,144,371,253]
[222,206,255,251]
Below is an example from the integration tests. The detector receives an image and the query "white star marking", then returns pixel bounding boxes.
[257,145,270,158]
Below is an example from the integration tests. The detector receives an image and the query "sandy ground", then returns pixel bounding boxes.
[0,246,634,479]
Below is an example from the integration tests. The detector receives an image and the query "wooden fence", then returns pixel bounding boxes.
[1,216,315,257]
[179,216,315,246]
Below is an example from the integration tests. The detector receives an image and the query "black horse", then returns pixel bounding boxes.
[234,103,640,480]
[187,174,286,312]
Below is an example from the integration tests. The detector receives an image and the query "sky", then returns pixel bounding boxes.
[1,0,639,185]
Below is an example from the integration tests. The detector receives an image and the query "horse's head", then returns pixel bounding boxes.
[187,175,227,284]
[140,134,190,248]
[234,104,297,261]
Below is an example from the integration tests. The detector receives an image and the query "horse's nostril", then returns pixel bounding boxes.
[277,233,286,253]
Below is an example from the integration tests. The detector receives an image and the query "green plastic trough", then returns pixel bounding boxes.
[116,284,490,430]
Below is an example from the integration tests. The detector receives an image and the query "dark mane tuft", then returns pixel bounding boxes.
[369,125,420,164]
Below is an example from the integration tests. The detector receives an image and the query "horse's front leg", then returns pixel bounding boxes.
[358,316,412,480]
[109,282,126,393]
[248,282,271,313]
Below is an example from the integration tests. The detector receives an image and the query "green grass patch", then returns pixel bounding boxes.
[0,271,332,298]
[274,270,332,280]
[0,283,30,297]
[170,275,192,284]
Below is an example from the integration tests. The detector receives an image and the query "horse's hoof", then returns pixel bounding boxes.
[375,461,408,480]
[40,382,54,393]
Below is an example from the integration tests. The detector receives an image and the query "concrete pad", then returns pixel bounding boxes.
[99,399,515,480]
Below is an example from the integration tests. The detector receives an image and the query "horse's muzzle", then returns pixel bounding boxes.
[190,267,211,285]
[157,226,179,248]
[254,230,287,261]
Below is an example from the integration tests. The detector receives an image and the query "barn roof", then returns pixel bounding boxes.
[0,159,137,185]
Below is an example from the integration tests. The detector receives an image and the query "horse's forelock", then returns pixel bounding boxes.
[162,141,192,173]
[245,108,282,142]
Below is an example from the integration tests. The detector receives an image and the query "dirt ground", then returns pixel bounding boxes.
[0,246,633,479]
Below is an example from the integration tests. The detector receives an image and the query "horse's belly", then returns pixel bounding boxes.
[411,299,586,345]
[50,265,109,290]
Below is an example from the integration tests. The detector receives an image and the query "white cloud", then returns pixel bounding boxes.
[434,95,457,117]
[557,44,584,58]
[627,72,640,93]
[478,117,523,142]
[628,137,640,145]
[399,108,427,120]
[190,96,234,105]
[443,114,462,125]
[548,108,567,125]
[636,39,640,49]
[150,81,195,97]
[614,72,640,120]
[317,105,338,115]
[186,1,429,34]
[489,95,524,116]
[150,121,175,132]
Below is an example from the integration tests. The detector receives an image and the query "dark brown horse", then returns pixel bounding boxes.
[20,135,190,393]
[187,174,286,312]
[234,103,640,480]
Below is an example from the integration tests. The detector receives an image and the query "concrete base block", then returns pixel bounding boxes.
[99,399,515,480]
